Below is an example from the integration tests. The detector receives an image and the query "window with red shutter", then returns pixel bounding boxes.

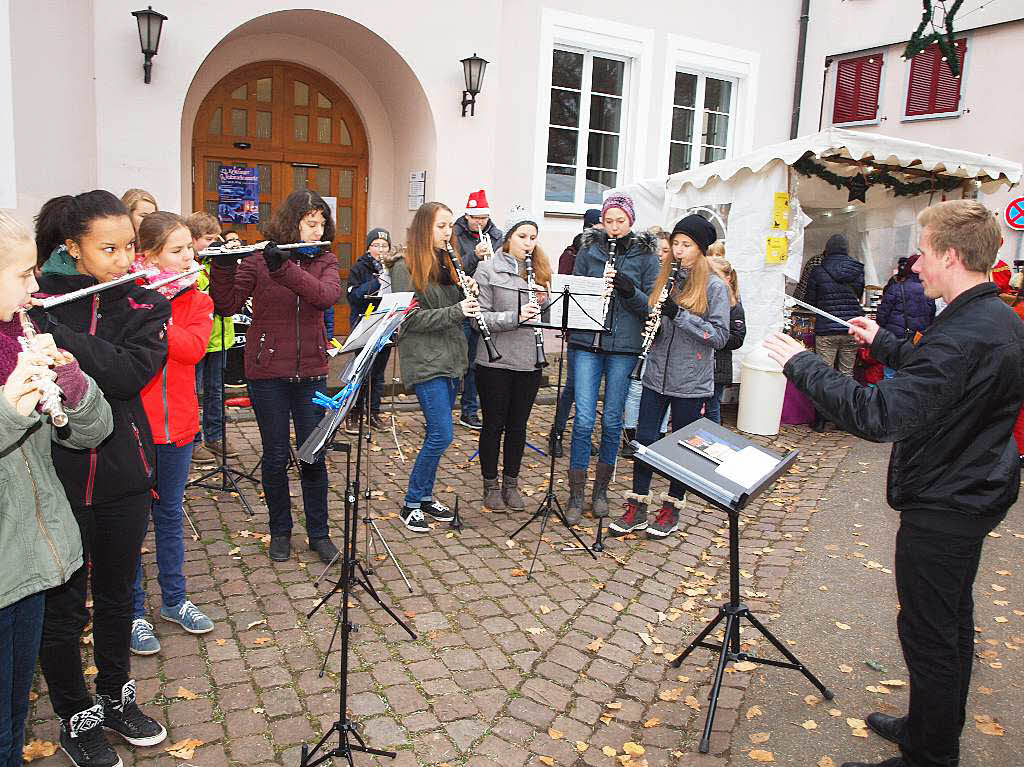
[905,38,967,117]
[833,54,883,124]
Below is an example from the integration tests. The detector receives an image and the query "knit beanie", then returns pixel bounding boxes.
[670,214,717,254]
[503,204,537,241]
[601,195,636,226]
[365,228,391,250]
[583,209,601,229]
[824,233,848,256]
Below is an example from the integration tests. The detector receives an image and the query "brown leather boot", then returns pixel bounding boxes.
[502,475,525,511]
[482,476,504,510]
[565,469,587,525]
[591,462,614,518]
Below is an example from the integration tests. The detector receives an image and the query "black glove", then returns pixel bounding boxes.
[661,299,680,320]
[213,253,240,268]
[611,272,636,298]
[262,242,285,272]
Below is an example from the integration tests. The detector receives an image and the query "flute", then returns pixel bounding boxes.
[523,253,548,369]
[631,261,679,380]
[197,240,331,258]
[446,243,502,363]
[38,269,159,309]
[592,238,619,350]
[18,310,68,428]
[144,265,203,292]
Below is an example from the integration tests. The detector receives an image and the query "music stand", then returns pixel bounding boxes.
[631,419,832,753]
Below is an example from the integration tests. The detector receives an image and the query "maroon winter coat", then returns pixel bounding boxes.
[211,250,341,380]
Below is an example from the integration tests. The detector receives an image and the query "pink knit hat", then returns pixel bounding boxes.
[601,194,635,226]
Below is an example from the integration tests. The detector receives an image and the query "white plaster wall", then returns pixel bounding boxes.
[0,0,16,210]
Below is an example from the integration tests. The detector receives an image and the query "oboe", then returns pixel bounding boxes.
[17,310,69,428]
[446,243,502,363]
[524,252,547,369]
[631,261,679,380]
[592,238,619,351]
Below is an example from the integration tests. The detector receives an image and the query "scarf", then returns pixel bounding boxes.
[0,317,24,386]
[131,256,199,300]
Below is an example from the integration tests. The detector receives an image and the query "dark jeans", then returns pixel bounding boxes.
[460,321,479,417]
[195,350,226,443]
[894,521,986,767]
[351,347,391,416]
[249,378,329,541]
[706,382,726,425]
[553,345,577,435]
[476,365,542,479]
[39,492,150,719]
[405,376,457,507]
[632,388,705,498]
[0,593,44,767]
[132,442,195,617]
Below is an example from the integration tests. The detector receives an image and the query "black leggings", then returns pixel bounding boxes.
[476,365,541,479]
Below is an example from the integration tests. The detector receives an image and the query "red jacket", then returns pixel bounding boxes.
[210,250,341,380]
[141,287,214,445]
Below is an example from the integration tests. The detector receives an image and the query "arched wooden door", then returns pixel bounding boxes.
[192,61,369,334]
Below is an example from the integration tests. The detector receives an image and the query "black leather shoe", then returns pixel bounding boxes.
[268,535,291,562]
[866,712,908,747]
[812,415,827,433]
[548,430,563,458]
[309,537,339,565]
[840,758,904,767]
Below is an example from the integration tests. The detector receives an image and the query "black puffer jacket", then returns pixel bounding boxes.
[785,282,1024,536]
[714,301,747,384]
[346,252,382,326]
[875,275,935,339]
[804,253,865,335]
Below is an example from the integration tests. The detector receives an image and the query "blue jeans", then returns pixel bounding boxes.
[0,593,44,767]
[633,388,705,498]
[195,350,226,443]
[406,377,457,507]
[570,349,635,469]
[705,382,727,425]
[553,346,577,436]
[624,377,642,430]
[249,378,330,540]
[460,321,479,417]
[132,442,194,618]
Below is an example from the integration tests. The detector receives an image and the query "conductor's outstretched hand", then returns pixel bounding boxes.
[763,332,808,368]
[848,316,879,346]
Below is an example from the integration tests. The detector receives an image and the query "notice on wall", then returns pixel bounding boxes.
[218,166,260,225]
[771,192,790,229]
[408,170,426,211]
[765,236,789,265]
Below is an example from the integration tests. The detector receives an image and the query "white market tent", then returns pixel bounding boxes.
[616,128,1023,379]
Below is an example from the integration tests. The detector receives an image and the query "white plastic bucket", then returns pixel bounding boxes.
[737,345,787,436]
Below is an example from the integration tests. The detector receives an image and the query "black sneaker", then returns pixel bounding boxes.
[420,499,455,522]
[400,506,430,533]
[100,680,167,747]
[60,704,121,767]
[459,413,482,430]
[268,534,291,562]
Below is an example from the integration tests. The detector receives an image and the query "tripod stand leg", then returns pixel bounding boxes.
[671,610,725,668]
[698,611,738,754]
[743,611,833,699]
[353,563,416,639]
[366,518,413,593]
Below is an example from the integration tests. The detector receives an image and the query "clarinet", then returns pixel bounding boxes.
[17,310,69,428]
[524,252,548,369]
[446,243,502,363]
[631,261,679,380]
[592,238,620,351]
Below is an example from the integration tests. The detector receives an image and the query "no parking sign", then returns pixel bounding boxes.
[1006,197,1024,231]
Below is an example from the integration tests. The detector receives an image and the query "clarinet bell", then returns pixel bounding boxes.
[630,356,643,381]
[483,336,503,363]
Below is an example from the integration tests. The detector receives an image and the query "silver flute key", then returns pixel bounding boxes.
[18,309,69,427]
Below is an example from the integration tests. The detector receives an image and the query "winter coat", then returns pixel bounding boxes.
[642,273,731,399]
[875,276,935,340]
[196,263,234,352]
[786,282,1024,537]
[140,287,214,445]
[0,326,112,608]
[804,253,865,335]
[390,254,468,387]
[454,215,503,277]
[473,251,548,372]
[32,253,170,507]
[558,232,585,275]
[211,248,341,380]
[346,252,383,326]
[714,301,747,384]
[568,229,660,355]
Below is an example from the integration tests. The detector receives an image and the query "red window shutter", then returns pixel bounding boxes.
[906,38,966,116]
[833,55,883,124]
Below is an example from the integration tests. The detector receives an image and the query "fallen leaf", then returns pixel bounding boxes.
[847,718,867,729]
[801,720,818,730]
[749,732,771,744]
[525,627,546,635]
[605,701,623,710]
[623,742,645,756]
[228,547,240,556]
[852,728,869,738]
[175,687,198,700]
[828,708,842,717]
[538,756,555,766]
[215,638,226,646]
[252,637,271,646]
[733,661,758,672]
[251,707,264,714]
[575,741,589,753]
[602,746,618,757]
[165,738,203,760]
[746,705,763,720]
[84,665,98,676]
[683,695,701,711]
[658,688,683,702]
[994,616,1008,624]
[835,622,851,630]
[804,694,820,706]
[975,716,1005,736]
[510,568,527,577]
[879,679,906,687]
[642,718,660,728]
[548,728,563,740]
[22,739,59,762]
[539,605,552,614]
[246,619,266,630]
[818,758,836,767]
[865,685,892,695]
[991,583,1006,592]
[994,569,1011,576]
[838,664,853,673]
[586,637,604,653]
[749,749,775,762]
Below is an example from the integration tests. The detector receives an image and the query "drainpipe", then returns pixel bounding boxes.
[790,0,811,139]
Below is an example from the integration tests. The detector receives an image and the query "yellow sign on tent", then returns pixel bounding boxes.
[766,236,789,265]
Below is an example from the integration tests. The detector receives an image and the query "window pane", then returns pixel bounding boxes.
[294,81,309,106]
[585,169,616,204]
[337,205,353,235]
[230,109,247,136]
[545,166,576,202]
[231,84,247,100]
[587,132,619,170]
[315,167,330,196]
[672,106,695,142]
[339,169,354,199]
[669,143,692,174]
[702,111,729,148]
[257,164,271,196]
[294,114,309,141]
[549,90,581,127]
[552,49,583,89]
[338,119,352,146]
[255,78,272,102]
[208,107,221,135]
[674,72,698,108]
[591,57,624,96]
[205,161,220,194]
[254,111,272,139]
[293,167,308,191]
[259,202,270,223]
[317,92,332,109]
[701,145,727,165]
[546,127,578,165]
[589,94,621,133]
[704,77,732,113]
[316,117,331,144]
[204,200,218,217]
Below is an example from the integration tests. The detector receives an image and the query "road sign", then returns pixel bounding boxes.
[1005,197,1024,231]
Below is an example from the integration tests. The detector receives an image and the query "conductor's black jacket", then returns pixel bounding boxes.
[785,282,1024,536]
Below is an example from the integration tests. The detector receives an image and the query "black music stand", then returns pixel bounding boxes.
[631,419,832,753]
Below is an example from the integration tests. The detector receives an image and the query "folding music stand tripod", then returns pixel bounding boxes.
[631,419,832,753]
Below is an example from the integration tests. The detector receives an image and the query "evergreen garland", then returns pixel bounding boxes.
[904,0,964,78]
[792,154,965,199]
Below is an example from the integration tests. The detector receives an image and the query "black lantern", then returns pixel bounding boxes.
[461,53,488,117]
[131,6,167,84]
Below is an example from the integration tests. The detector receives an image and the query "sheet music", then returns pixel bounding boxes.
[341,292,413,353]
[714,446,779,490]
[523,275,606,331]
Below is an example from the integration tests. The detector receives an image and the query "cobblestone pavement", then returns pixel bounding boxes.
[27,401,858,767]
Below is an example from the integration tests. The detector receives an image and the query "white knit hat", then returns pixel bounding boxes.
[503,204,538,240]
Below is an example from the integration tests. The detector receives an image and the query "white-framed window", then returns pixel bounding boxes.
[667,71,736,174]
[545,47,629,206]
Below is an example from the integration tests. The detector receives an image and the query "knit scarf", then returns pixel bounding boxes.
[131,256,199,299]
[0,317,24,386]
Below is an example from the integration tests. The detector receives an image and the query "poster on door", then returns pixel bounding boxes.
[217,166,260,225]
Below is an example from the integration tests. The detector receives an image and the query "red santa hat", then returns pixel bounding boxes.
[465,189,491,216]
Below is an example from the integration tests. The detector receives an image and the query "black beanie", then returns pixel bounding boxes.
[670,214,717,254]
[824,233,848,256]
[583,209,601,229]
[365,227,391,250]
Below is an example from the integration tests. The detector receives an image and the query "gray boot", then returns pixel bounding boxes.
[591,462,615,518]
[483,476,505,510]
[502,475,525,511]
[565,469,587,525]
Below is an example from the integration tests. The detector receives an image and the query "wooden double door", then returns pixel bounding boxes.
[192,61,368,333]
